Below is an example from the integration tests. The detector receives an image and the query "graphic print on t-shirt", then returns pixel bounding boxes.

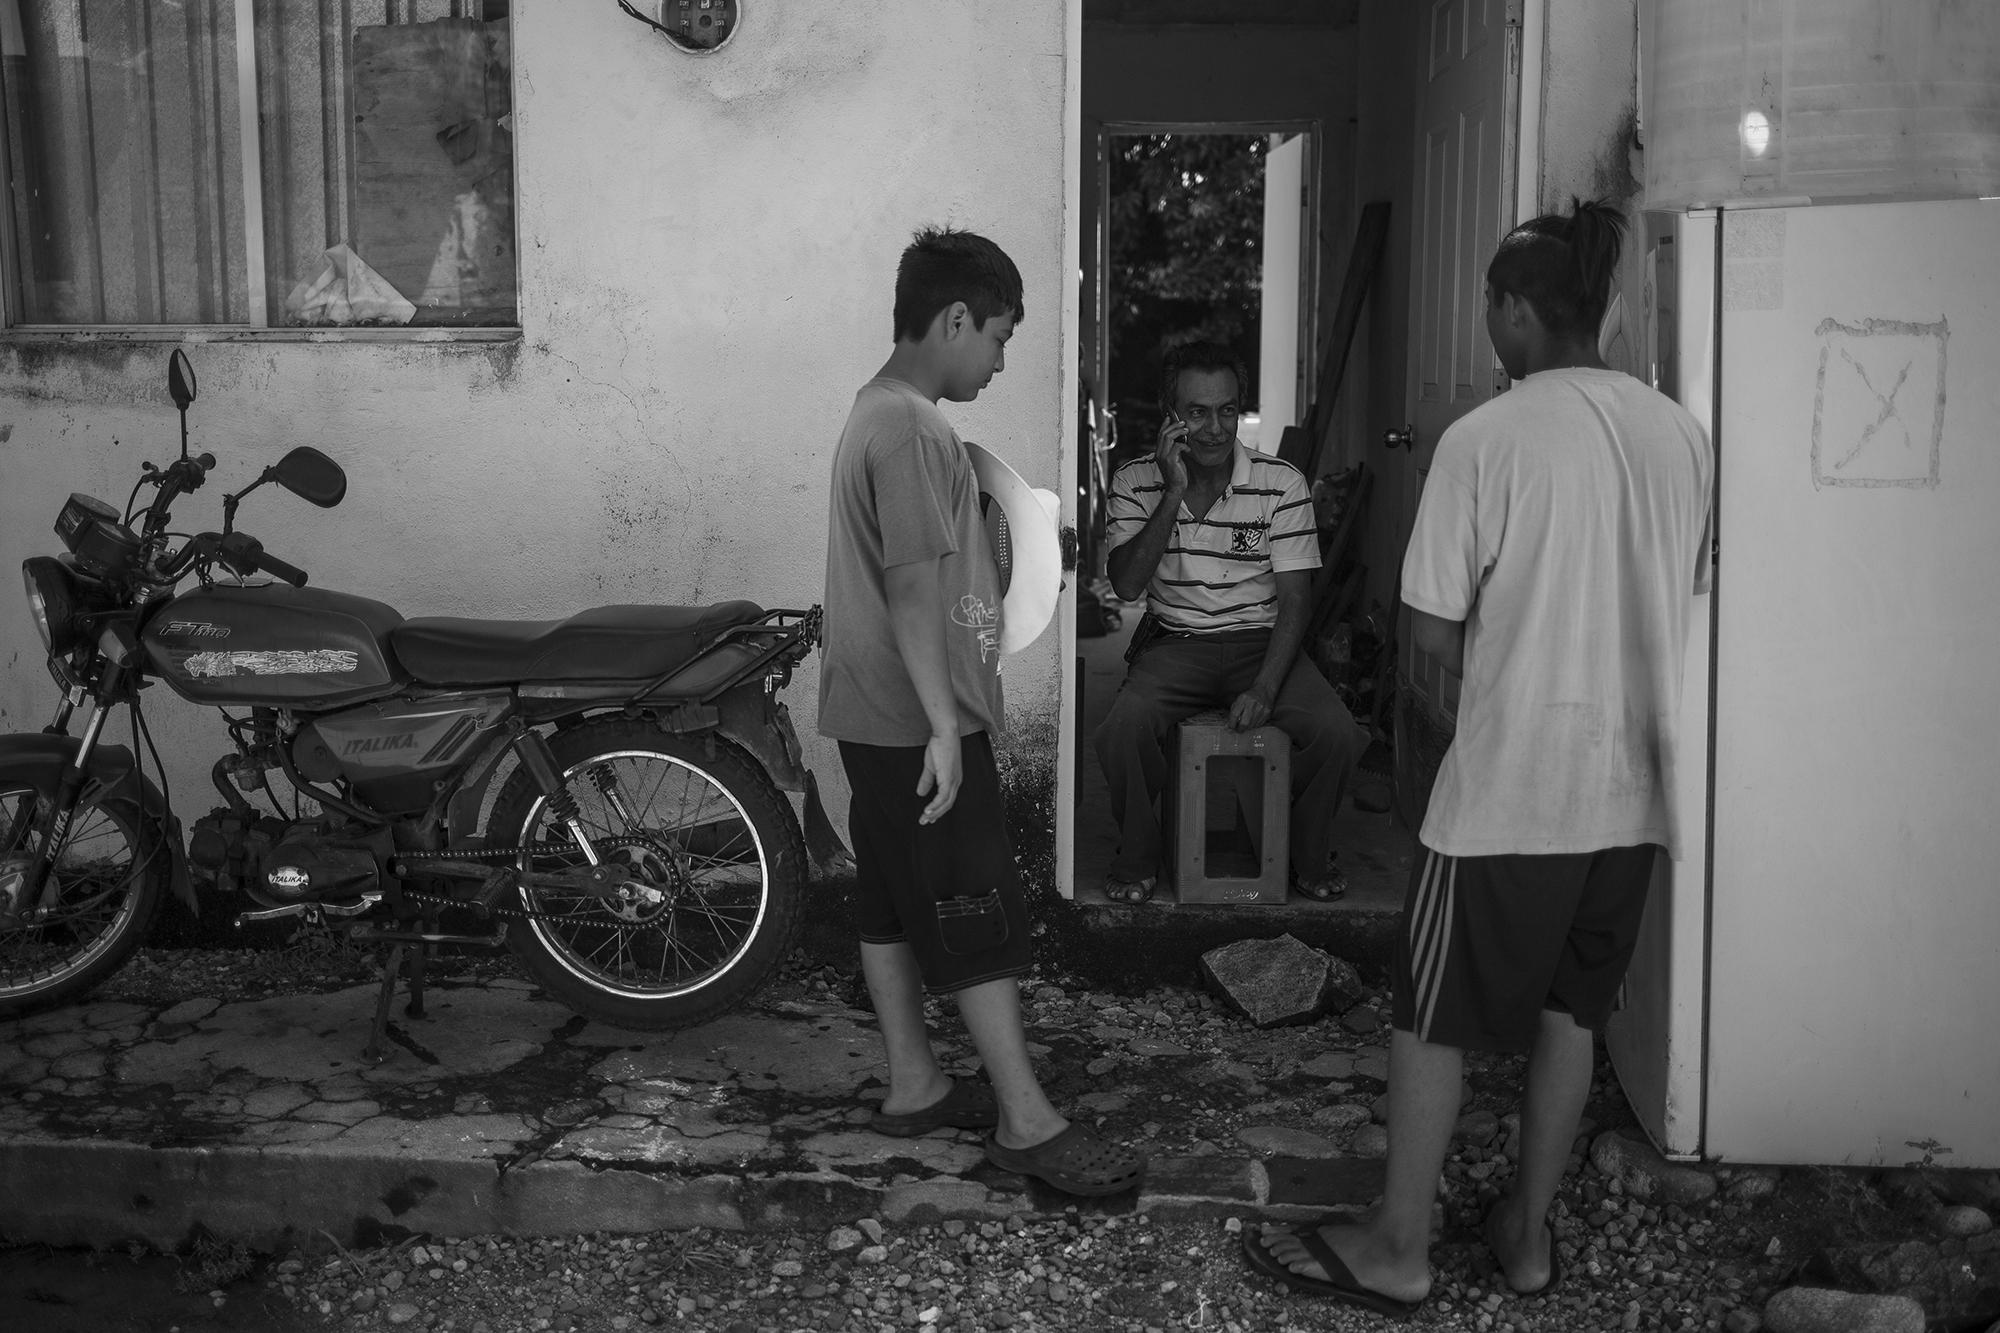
[952,594,1000,664]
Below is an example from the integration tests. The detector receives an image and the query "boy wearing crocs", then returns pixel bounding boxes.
[1246,201,1711,1311]
[820,226,1144,1197]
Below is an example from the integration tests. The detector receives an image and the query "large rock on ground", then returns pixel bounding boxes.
[1590,1128,1718,1205]
[1762,1287,1924,1333]
[1939,1204,1994,1238]
[1199,934,1361,1028]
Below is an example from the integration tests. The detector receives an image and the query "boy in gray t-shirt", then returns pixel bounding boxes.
[818,227,1142,1197]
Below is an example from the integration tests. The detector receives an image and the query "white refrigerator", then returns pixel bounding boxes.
[1607,198,2000,1168]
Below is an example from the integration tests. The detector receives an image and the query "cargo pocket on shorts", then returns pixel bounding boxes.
[935,890,1010,956]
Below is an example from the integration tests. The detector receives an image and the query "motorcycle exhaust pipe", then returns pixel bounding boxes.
[233,894,379,927]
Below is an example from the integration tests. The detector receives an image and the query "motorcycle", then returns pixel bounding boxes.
[2,351,837,1051]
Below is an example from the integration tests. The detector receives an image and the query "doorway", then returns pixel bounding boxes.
[1098,126,1314,464]
[1060,1,1514,906]
[1073,120,1325,903]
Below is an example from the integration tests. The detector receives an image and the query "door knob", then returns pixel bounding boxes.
[1383,425,1414,450]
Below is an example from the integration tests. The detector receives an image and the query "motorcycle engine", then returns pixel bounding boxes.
[186,809,385,908]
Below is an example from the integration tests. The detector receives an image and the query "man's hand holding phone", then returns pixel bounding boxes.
[1156,410,1191,499]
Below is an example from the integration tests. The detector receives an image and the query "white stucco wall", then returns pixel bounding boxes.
[1537,0,1649,375]
[0,1,1074,844]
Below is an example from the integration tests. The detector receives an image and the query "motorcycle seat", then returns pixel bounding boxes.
[389,601,766,686]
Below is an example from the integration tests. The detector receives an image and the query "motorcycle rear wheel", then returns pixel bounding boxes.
[489,720,807,1029]
[0,781,166,1017]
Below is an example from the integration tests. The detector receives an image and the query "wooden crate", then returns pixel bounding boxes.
[1168,711,1289,905]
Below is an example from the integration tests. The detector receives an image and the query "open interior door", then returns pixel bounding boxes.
[1391,0,1520,823]
[1256,130,1311,454]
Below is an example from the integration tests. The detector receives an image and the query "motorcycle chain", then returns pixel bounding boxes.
[388,836,676,928]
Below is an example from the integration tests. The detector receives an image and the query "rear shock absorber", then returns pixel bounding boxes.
[514,730,599,865]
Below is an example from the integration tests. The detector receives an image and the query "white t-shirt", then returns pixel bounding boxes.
[1400,367,1713,860]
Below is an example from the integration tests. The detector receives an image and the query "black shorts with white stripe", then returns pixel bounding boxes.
[1390,843,1661,1054]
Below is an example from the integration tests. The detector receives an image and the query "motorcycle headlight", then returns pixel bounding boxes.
[22,557,88,656]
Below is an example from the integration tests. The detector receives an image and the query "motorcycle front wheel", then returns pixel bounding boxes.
[489,719,807,1029]
[0,779,166,1017]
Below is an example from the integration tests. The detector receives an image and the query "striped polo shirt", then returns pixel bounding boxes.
[1105,441,1320,632]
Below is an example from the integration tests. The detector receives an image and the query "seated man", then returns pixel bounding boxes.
[1093,340,1366,904]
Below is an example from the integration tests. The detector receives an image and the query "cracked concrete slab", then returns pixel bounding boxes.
[0,976,1374,1248]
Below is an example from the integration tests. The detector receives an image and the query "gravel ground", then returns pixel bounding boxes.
[57,943,2000,1333]
[258,1171,1977,1333]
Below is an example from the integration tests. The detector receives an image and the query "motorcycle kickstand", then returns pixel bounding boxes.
[361,941,430,1063]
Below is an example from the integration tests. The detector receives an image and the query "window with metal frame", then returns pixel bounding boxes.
[0,0,516,329]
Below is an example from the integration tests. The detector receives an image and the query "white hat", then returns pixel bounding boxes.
[965,441,1062,654]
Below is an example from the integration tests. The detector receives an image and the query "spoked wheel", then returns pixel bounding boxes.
[489,720,807,1029]
[0,781,166,1017]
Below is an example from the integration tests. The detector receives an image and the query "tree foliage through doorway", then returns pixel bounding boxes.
[1106,132,1267,442]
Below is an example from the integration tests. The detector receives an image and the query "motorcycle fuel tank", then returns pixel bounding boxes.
[142,583,406,707]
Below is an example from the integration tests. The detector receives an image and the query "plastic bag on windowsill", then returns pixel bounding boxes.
[284,244,416,327]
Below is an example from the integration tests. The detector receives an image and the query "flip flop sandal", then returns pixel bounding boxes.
[984,1121,1146,1197]
[869,1078,999,1138]
[1103,876,1157,905]
[1292,866,1348,901]
[1240,1224,1425,1318]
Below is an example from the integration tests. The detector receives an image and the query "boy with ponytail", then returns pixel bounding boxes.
[1245,200,1713,1313]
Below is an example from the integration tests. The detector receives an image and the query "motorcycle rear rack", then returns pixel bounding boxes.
[623,604,818,707]
[506,606,818,710]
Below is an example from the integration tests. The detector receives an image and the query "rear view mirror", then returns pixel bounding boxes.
[271,446,346,508]
[167,349,197,410]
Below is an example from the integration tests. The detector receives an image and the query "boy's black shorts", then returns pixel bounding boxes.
[1390,843,1660,1053]
[837,731,1033,994]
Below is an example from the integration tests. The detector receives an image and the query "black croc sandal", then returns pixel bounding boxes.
[870,1078,999,1138]
[985,1121,1146,1197]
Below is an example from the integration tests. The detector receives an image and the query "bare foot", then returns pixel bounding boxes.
[1259,1221,1431,1304]
[1483,1197,1555,1294]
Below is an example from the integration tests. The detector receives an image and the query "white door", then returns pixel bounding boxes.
[1705,199,2000,1166]
[1393,0,1519,815]
[1256,131,1308,454]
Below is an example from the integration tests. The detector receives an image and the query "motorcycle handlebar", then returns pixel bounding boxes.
[140,453,216,538]
[218,531,308,587]
[253,549,310,588]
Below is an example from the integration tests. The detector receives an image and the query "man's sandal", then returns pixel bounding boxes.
[1292,865,1348,902]
[1240,1224,1425,1317]
[984,1121,1146,1197]
[1103,875,1157,905]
